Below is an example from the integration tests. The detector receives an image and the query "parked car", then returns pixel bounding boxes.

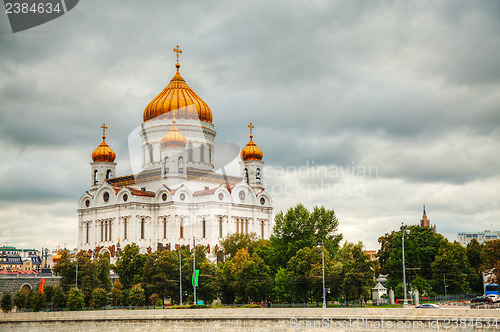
[486,294,500,303]
[471,296,493,304]
[415,303,440,308]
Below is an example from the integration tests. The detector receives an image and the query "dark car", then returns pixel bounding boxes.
[471,296,493,304]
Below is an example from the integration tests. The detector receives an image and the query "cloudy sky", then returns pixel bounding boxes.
[1,0,499,251]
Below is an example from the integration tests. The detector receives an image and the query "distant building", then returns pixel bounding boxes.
[457,230,500,247]
[0,246,39,258]
[364,250,377,261]
[420,205,436,232]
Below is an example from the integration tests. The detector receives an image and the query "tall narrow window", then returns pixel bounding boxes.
[149,145,153,163]
[219,216,223,238]
[202,218,206,239]
[94,170,98,185]
[106,169,112,179]
[261,220,265,239]
[164,157,169,174]
[86,223,89,244]
[244,168,249,183]
[180,218,184,239]
[178,156,184,174]
[109,221,112,241]
[245,219,248,234]
[163,218,167,239]
[100,222,103,242]
[236,219,239,234]
[200,144,204,163]
[208,145,212,165]
[256,168,261,184]
[188,142,193,161]
[124,219,128,240]
[141,218,145,240]
[105,221,108,241]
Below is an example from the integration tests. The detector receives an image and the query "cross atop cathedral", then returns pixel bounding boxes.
[101,123,108,139]
[173,44,182,64]
[248,122,254,138]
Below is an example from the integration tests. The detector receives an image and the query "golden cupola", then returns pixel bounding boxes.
[241,122,263,161]
[91,124,116,163]
[143,45,212,124]
[161,114,187,149]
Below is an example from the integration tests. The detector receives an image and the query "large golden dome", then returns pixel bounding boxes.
[241,123,263,161]
[161,119,187,149]
[143,62,212,123]
[92,124,116,163]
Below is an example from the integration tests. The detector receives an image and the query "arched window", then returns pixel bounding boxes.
[202,218,206,239]
[244,168,249,183]
[141,218,145,240]
[188,142,193,162]
[109,221,112,241]
[200,144,204,163]
[85,223,89,244]
[208,145,212,165]
[163,218,167,239]
[219,216,223,238]
[180,218,184,239]
[178,156,184,174]
[94,170,98,185]
[261,220,265,239]
[106,169,112,179]
[100,222,104,242]
[105,220,108,241]
[245,219,248,234]
[236,218,239,234]
[164,157,169,174]
[256,168,261,184]
[149,144,153,163]
[124,218,128,240]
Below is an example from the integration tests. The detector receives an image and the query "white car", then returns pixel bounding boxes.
[487,294,500,303]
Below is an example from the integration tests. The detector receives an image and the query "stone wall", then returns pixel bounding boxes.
[0,275,61,295]
[1,308,499,331]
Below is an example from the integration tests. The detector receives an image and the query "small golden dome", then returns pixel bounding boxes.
[161,120,187,149]
[143,47,212,123]
[92,124,116,163]
[52,253,62,263]
[241,122,263,161]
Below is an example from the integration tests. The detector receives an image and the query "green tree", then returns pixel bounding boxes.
[220,233,261,258]
[149,293,159,307]
[114,244,146,289]
[273,267,295,303]
[26,289,46,312]
[110,280,124,308]
[96,254,112,291]
[13,290,27,311]
[466,239,484,293]
[142,249,179,305]
[66,287,85,311]
[90,288,109,309]
[431,240,471,294]
[271,204,342,267]
[52,250,76,292]
[129,284,145,307]
[1,292,13,313]
[51,285,66,310]
[44,285,54,305]
[76,251,99,305]
[337,242,375,303]
[481,240,500,285]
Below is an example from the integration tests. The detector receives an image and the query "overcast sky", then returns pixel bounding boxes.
[1,0,499,252]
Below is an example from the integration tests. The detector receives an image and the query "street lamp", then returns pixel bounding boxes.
[401,223,410,308]
[193,236,197,305]
[317,242,326,308]
[116,238,121,257]
[179,247,183,306]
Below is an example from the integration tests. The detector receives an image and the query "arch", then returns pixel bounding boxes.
[20,284,32,294]
[99,247,111,256]
[178,156,184,174]
[188,142,193,161]
[106,169,112,179]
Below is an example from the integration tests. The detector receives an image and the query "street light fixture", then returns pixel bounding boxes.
[401,222,410,308]
[317,242,326,308]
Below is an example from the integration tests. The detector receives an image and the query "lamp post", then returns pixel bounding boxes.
[317,242,326,308]
[193,236,197,305]
[401,223,410,308]
[179,248,183,306]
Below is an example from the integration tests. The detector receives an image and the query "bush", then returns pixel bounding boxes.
[1,292,13,313]
[13,291,27,311]
[149,293,159,307]
[26,289,46,312]
[67,287,85,311]
[91,288,109,309]
[51,285,66,310]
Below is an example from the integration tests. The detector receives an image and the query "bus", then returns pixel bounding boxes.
[485,284,499,296]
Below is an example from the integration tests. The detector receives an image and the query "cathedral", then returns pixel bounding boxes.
[77,46,273,259]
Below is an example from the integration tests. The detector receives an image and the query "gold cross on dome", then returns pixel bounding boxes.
[101,123,108,138]
[248,122,254,138]
[173,45,182,64]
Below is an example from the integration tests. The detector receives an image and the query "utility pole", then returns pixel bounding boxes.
[444,274,447,298]
[402,222,410,308]
[75,260,78,290]
[179,248,183,306]
[321,242,326,308]
[193,236,196,305]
